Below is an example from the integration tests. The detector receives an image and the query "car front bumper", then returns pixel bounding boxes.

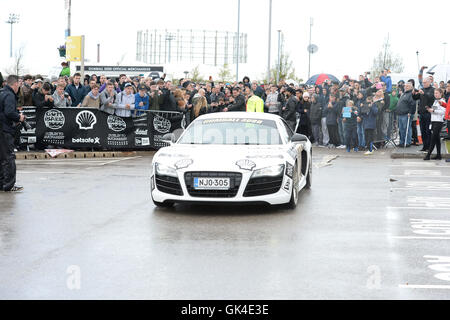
[150,171,293,205]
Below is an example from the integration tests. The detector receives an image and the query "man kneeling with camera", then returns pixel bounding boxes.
[0,75,26,192]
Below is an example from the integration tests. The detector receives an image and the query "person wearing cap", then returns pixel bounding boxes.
[116,83,135,117]
[134,85,149,116]
[60,62,70,77]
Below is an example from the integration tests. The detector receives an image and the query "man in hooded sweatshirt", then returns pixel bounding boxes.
[116,83,135,117]
[81,83,101,108]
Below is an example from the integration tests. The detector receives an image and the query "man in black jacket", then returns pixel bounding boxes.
[0,75,25,192]
[32,82,54,108]
[282,87,298,131]
[396,82,416,147]
[223,87,246,112]
[413,77,435,151]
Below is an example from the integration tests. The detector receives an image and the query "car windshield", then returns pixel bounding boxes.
[178,117,282,145]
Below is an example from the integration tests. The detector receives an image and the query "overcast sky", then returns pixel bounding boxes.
[1,0,449,81]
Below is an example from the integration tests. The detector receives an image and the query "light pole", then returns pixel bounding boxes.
[276,30,281,84]
[308,17,313,79]
[236,0,241,83]
[443,42,448,64]
[267,0,272,84]
[65,0,71,38]
[6,13,20,58]
[166,33,175,63]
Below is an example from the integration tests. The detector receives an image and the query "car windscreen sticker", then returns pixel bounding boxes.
[202,118,264,125]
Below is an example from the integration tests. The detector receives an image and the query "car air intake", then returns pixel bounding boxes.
[243,174,283,197]
[155,174,183,196]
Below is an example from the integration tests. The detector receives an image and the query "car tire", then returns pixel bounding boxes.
[286,162,299,209]
[305,157,312,189]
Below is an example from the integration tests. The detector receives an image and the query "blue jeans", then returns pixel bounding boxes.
[344,125,358,149]
[357,121,365,147]
[398,114,412,146]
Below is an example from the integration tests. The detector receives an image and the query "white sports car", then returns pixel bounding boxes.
[150,112,312,208]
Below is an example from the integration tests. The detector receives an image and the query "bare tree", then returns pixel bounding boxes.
[190,65,204,82]
[270,52,298,84]
[218,63,234,82]
[5,45,26,76]
[371,40,404,75]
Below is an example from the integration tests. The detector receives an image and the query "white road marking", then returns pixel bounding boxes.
[97,157,142,166]
[387,207,450,210]
[17,171,77,174]
[391,236,450,240]
[399,284,450,289]
[407,196,450,208]
[403,170,442,176]
[391,181,450,189]
[389,175,450,178]
[389,162,442,167]
[17,156,142,167]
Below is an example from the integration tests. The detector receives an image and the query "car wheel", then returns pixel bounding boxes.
[286,162,299,209]
[305,157,312,189]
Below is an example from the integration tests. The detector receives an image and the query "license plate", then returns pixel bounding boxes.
[193,177,230,190]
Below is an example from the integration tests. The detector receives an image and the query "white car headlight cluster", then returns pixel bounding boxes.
[155,159,193,178]
[251,164,285,179]
[155,163,178,177]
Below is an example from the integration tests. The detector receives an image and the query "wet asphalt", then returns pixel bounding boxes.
[1,148,450,299]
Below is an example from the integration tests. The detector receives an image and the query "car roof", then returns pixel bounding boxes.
[197,112,282,121]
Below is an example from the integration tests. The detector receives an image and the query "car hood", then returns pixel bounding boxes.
[153,144,294,171]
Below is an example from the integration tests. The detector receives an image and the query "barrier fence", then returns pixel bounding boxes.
[18,107,185,150]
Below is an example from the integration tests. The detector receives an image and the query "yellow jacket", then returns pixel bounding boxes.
[246,95,264,112]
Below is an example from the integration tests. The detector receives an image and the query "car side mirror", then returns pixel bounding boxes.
[161,133,176,145]
[291,134,308,142]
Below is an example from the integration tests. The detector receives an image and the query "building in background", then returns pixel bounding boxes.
[136,29,248,79]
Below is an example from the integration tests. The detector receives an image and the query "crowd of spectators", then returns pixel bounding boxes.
[1,66,449,157]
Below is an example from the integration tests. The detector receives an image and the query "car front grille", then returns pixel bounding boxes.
[155,174,183,196]
[184,172,242,198]
[243,174,284,197]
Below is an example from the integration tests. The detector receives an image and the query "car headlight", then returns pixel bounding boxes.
[155,163,178,177]
[251,164,285,178]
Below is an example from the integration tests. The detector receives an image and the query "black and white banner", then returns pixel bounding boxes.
[19,107,184,150]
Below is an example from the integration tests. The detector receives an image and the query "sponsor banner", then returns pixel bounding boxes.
[19,107,183,150]
[75,65,164,72]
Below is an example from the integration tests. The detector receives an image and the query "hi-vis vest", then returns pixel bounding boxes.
[246,95,264,112]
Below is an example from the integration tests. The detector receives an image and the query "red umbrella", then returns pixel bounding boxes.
[305,73,340,86]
